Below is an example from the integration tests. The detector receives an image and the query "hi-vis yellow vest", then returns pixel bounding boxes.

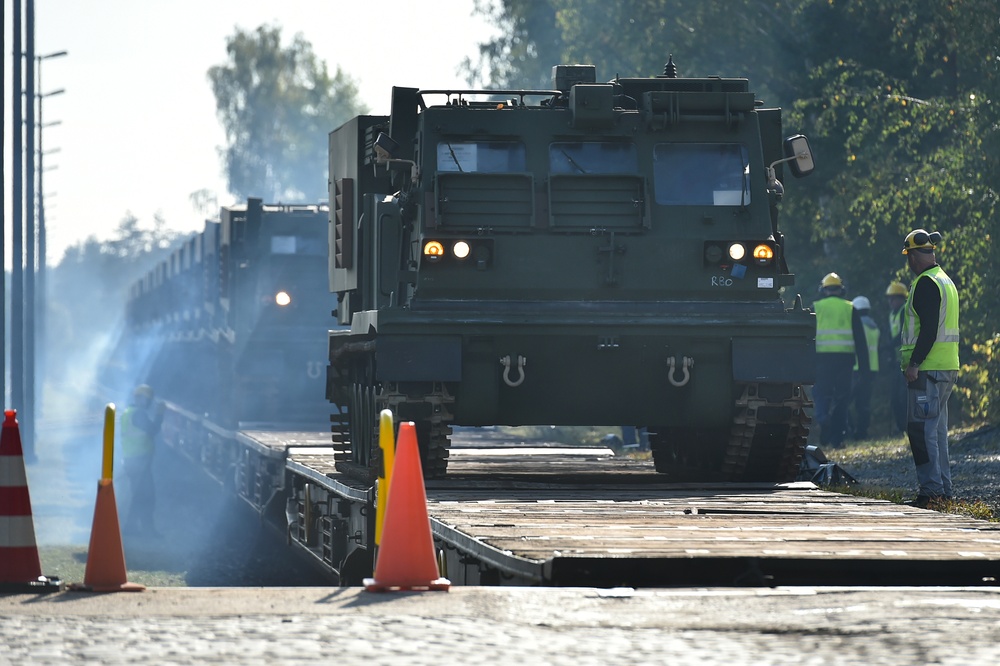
[814,297,855,354]
[120,406,154,458]
[853,318,880,372]
[900,266,960,371]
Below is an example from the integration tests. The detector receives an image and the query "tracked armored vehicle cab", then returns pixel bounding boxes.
[327,57,816,481]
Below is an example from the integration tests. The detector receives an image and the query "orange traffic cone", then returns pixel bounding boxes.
[70,404,144,592]
[364,421,450,592]
[0,410,61,592]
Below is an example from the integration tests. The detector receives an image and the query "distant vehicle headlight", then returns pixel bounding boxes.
[453,241,471,259]
[275,291,292,306]
[728,243,746,261]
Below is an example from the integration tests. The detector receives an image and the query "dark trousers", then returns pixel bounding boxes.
[124,454,156,533]
[906,370,957,498]
[850,371,875,439]
[814,353,854,447]
[622,426,649,451]
[890,370,907,434]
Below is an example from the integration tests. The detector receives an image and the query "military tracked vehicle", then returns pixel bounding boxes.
[327,56,816,482]
[125,199,333,428]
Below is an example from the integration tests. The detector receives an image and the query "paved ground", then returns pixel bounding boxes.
[2,586,1000,664]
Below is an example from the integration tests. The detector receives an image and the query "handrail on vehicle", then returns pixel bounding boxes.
[417,89,562,110]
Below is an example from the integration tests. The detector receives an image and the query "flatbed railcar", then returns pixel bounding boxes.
[156,417,1000,587]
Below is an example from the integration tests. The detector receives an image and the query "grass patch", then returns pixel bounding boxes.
[826,484,998,522]
[821,423,1000,522]
[38,545,188,587]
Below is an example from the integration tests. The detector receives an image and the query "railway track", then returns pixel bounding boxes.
[160,408,1000,588]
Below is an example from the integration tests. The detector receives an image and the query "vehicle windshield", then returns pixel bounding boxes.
[437,141,526,173]
[653,143,751,206]
[549,142,638,174]
[270,235,327,256]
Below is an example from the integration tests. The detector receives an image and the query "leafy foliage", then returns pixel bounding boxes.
[208,24,367,202]
[470,0,1000,422]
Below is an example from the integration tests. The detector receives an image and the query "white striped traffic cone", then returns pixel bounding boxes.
[1,410,60,592]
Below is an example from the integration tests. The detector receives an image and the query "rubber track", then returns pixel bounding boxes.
[722,383,812,482]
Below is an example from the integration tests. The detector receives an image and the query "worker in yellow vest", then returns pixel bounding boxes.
[881,281,909,434]
[848,296,880,440]
[121,384,165,537]
[812,273,870,448]
[900,229,960,509]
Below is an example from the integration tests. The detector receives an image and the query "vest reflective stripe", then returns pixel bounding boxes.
[814,297,855,353]
[120,406,154,458]
[853,318,880,372]
[900,266,960,371]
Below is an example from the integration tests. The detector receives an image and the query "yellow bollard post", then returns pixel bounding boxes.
[375,409,396,547]
[101,403,116,482]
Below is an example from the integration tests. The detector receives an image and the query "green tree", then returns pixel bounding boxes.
[784,0,1000,420]
[467,0,814,104]
[464,0,563,88]
[208,24,368,202]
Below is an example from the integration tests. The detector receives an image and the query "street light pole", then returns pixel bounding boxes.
[36,64,66,393]
[7,0,23,414]
[24,0,38,456]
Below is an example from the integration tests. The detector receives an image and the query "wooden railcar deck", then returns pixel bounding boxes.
[242,429,1000,586]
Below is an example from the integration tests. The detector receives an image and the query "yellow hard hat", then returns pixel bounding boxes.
[901,229,941,255]
[885,281,908,297]
[820,272,843,288]
[134,384,154,399]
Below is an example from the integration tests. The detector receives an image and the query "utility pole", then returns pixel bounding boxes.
[12,0,25,446]
[24,0,36,457]
[1,0,7,408]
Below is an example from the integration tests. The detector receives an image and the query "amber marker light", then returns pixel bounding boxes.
[453,241,471,259]
[728,243,746,261]
[753,244,774,265]
[275,291,292,306]
[424,240,445,262]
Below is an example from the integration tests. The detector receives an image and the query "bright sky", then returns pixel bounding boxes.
[3,0,499,267]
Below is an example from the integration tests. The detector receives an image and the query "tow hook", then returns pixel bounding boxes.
[500,355,527,387]
[668,356,694,387]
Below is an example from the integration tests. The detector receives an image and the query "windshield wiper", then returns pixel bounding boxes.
[560,149,588,173]
[446,143,465,172]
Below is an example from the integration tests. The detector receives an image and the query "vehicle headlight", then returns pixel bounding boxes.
[753,244,774,265]
[423,240,445,263]
[728,243,746,261]
[275,291,291,306]
[453,241,471,259]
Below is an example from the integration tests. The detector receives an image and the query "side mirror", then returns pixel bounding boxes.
[374,132,400,164]
[783,134,815,178]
